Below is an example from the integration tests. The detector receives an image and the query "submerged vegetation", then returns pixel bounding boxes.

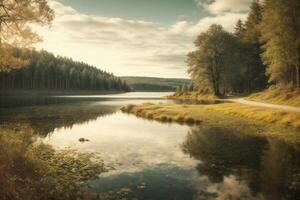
[0,125,107,200]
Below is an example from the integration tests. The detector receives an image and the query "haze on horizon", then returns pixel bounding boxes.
[35,0,253,78]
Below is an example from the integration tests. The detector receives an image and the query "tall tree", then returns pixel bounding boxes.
[234,19,246,38]
[241,0,267,92]
[244,0,263,42]
[261,0,300,88]
[187,24,238,96]
[0,0,54,71]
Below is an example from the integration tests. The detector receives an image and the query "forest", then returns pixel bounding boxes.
[120,76,191,92]
[0,1,130,93]
[0,49,130,92]
[185,0,300,96]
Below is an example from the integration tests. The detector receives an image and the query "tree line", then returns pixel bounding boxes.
[0,1,130,93]
[0,48,130,92]
[186,0,300,96]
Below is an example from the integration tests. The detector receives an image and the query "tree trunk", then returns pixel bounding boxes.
[209,66,217,95]
[296,65,300,89]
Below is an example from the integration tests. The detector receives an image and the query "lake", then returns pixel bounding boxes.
[1,92,300,200]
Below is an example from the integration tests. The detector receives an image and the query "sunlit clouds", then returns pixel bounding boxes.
[34,0,250,78]
[195,0,252,15]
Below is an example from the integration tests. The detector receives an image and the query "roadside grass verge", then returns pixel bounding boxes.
[248,86,300,107]
[204,103,300,130]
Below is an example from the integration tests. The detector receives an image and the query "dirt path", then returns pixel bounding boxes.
[224,98,300,113]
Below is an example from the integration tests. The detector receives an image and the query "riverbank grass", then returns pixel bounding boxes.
[168,92,217,101]
[248,86,300,107]
[122,103,300,130]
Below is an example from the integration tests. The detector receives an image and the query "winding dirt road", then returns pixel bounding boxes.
[224,98,300,113]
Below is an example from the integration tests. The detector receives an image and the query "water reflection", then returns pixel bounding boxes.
[0,102,119,135]
[91,165,200,200]
[0,95,97,108]
[182,126,300,200]
[47,112,194,174]
[1,94,300,199]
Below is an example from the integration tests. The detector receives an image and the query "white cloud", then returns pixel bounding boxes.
[195,0,252,15]
[34,1,248,78]
[200,176,264,200]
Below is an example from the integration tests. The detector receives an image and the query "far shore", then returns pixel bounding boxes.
[0,90,128,96]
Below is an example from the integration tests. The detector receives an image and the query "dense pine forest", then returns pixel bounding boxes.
[0,49,130,92]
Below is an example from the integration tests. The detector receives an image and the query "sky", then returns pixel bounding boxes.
[35,0,253,78]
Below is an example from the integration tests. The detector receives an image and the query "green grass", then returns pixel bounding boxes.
[248,86,300,107]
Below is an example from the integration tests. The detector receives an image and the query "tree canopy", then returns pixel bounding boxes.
[0,0,54,71]
[187,24,240,96]
[186,0,299,96]
[261,0,300,88]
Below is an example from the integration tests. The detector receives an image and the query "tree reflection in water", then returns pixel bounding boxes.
[182,126,300,200]
[0,102,119,136]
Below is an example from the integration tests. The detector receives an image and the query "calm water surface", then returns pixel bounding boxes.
[1,92,300,200]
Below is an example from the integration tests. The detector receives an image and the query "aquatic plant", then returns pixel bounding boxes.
[0,125,106,200]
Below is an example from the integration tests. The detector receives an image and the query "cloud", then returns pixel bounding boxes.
[34,0,248,78]
[199,176,265,200]
[195,0,252,15]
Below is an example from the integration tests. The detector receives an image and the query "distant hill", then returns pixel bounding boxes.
[120,76,191,92]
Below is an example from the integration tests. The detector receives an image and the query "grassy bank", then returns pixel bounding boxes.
[168,92,217,101]
[248,87,300,107]
[122,102,300,131]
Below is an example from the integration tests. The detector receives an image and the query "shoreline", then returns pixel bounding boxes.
[121,102,300,133]
[167,92,218,101]
[0,90,128,96]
